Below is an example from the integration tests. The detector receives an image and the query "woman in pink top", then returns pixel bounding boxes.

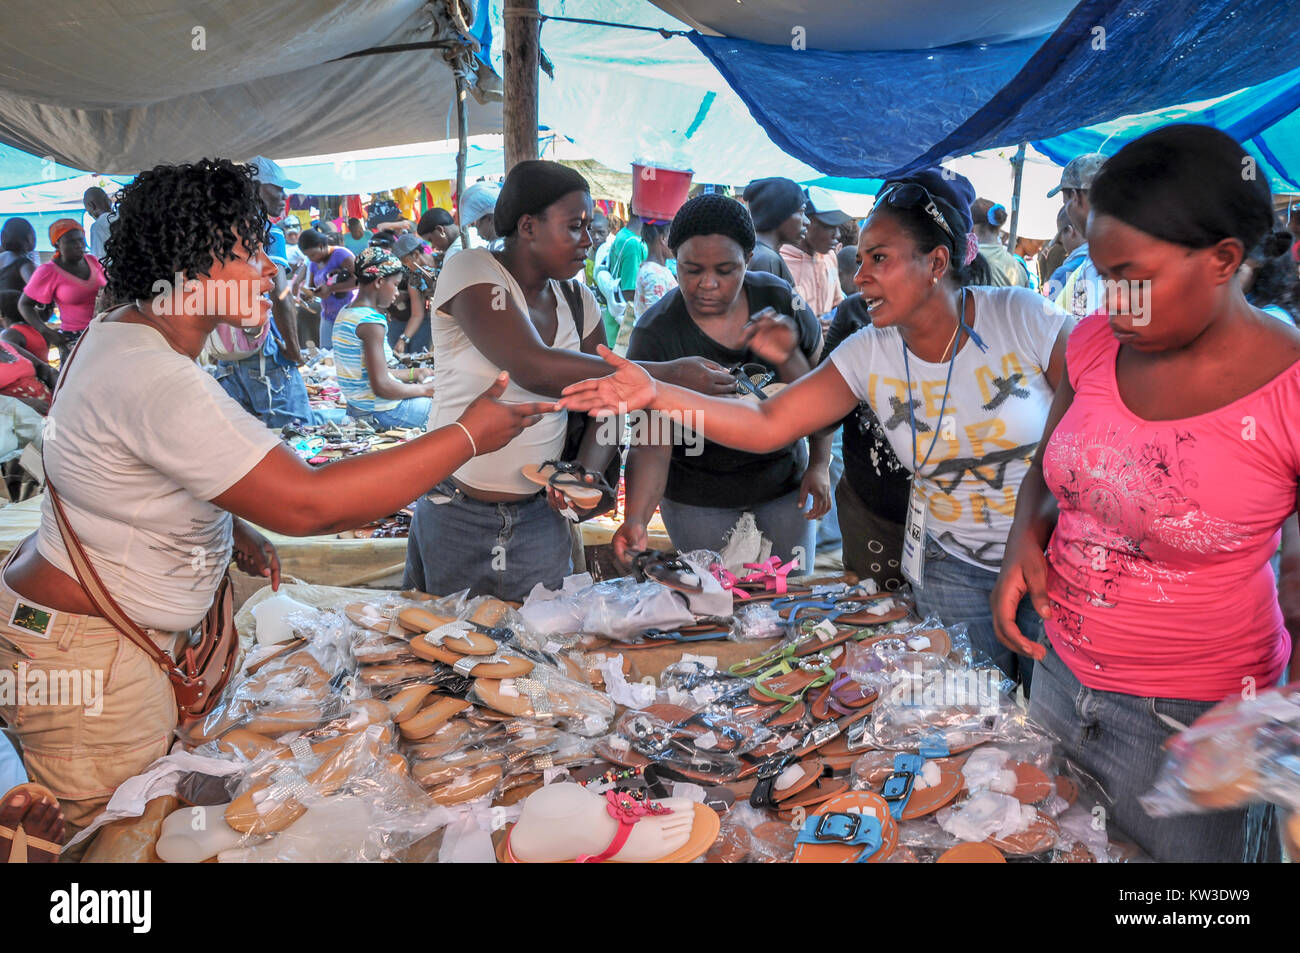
[18,219,106,351]
[992,125,1293,862]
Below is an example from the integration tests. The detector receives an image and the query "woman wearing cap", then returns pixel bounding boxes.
[971,198,1031,288]
[405,160,739,601]
[386,233,436,355]
[562,169,1073,688]
[333,245,435,429]
[0,158,548,841]
[992,125,1296,862]
[619,193,830,572]
[18,219,107,352]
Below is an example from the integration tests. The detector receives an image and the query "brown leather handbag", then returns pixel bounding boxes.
[38,329,238,724]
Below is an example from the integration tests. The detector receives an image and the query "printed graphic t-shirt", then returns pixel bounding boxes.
[1041,314,1297,701]
[830,286,1067,571]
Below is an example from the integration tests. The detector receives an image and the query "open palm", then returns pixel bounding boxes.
[559,345,658,416]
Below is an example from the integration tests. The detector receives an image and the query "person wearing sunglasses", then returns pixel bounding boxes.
[617,193,831,573]
[562,169,1071,690]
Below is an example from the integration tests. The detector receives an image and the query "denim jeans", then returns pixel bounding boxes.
[814,429,845,552]
[214,354,313,429]
[913,538,1042,690]
[319,315,335,351]
[659,488,817,573]
[1030,643,1281,863]
[403,481,573,601]
[349,397,432,430]
[386,318,432,354]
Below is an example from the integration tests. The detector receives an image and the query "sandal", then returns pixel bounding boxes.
[729,362,775,400]
[709,563,752,600]
[749,649,840,713]
[0,783,64,862]
[630,551,705,594]
[792,792,898,863]
[521,460,615,509]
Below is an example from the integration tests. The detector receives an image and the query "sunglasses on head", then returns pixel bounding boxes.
[878,182,957,244]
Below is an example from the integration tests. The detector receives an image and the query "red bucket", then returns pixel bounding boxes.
[631,164,694,220]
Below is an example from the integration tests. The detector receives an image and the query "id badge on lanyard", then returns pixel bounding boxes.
[901,478,928,587]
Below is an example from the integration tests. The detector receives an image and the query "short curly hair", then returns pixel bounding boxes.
[104,158,269,303]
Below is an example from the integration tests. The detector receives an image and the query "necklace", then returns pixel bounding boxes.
[939,319,960,362]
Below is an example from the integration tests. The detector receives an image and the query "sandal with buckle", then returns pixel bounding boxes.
[521,459,616,509]
[792,792,898,863]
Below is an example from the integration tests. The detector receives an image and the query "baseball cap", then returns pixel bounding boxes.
[1046,153,1106,198]
[247,155,300,190]
[393,233,425,258]
[280,216,302,233]
[804,186,853,227]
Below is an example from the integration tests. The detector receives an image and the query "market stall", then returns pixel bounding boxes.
[42,549,1217,866]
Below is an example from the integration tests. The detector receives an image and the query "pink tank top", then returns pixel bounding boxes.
[1042,315,1296,701]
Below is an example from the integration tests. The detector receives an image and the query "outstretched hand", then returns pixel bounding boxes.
[557,345,657,417]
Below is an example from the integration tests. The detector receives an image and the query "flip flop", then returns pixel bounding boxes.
[937,842,1006,863]
[398,607,503,655]
[792,791,898,863]
[345,602,405,636]
[429,765,503,806]
[749,649,840,711]
[398,696,472,740]
[0,782,64,862]
[498,801,721,864]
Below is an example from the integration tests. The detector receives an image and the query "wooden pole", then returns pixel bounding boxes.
[503,0,540,173]
[1007,142,1028,252]
[455,69,469,249]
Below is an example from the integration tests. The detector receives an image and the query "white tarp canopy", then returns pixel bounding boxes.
[0,0,500,173]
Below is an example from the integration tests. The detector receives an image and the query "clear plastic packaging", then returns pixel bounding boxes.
[1141,680,1300,818]
[520,576,694,642]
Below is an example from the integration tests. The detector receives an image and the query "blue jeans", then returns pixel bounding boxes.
[814,430,844,552]
[1030,643,1281,863]
[386,317,432,353]
[320,315,335,350]
[214,354,313,429]
[913,538,1042,690]
[349,397,432,430]
[403,481,573,601]
[659,488,817,573]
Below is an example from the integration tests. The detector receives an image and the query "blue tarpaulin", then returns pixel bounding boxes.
[687,0,1300,178]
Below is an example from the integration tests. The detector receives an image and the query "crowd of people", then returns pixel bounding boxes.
[0,122,1297,865]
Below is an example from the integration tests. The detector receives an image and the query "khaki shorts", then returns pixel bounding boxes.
[0,575,177,839]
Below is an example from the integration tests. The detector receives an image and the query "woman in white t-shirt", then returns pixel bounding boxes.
[561,169,1073,688]
[408,161,741,601]
[0,159,548,842]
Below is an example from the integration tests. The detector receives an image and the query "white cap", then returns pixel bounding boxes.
[247,155,299,190]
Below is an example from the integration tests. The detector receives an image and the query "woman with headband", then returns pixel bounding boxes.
[561,168,1073,689]
[19,218,107,352]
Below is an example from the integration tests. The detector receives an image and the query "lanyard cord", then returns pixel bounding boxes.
[904,287,968,476]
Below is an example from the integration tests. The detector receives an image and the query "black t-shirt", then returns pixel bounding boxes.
[822,294,911,525]
[748,240,795,286]
[628,271,821,508]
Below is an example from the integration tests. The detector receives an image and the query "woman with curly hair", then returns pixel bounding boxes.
[333,245,435,428]
[0,158,550,842]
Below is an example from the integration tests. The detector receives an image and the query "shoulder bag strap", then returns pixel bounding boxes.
[41,323,176,672]
[559,279,587,341]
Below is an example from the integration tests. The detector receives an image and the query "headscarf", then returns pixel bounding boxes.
[353,245,404,283]
[48,218,83,248]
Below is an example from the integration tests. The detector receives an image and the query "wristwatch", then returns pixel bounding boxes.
[398,334,410,345]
